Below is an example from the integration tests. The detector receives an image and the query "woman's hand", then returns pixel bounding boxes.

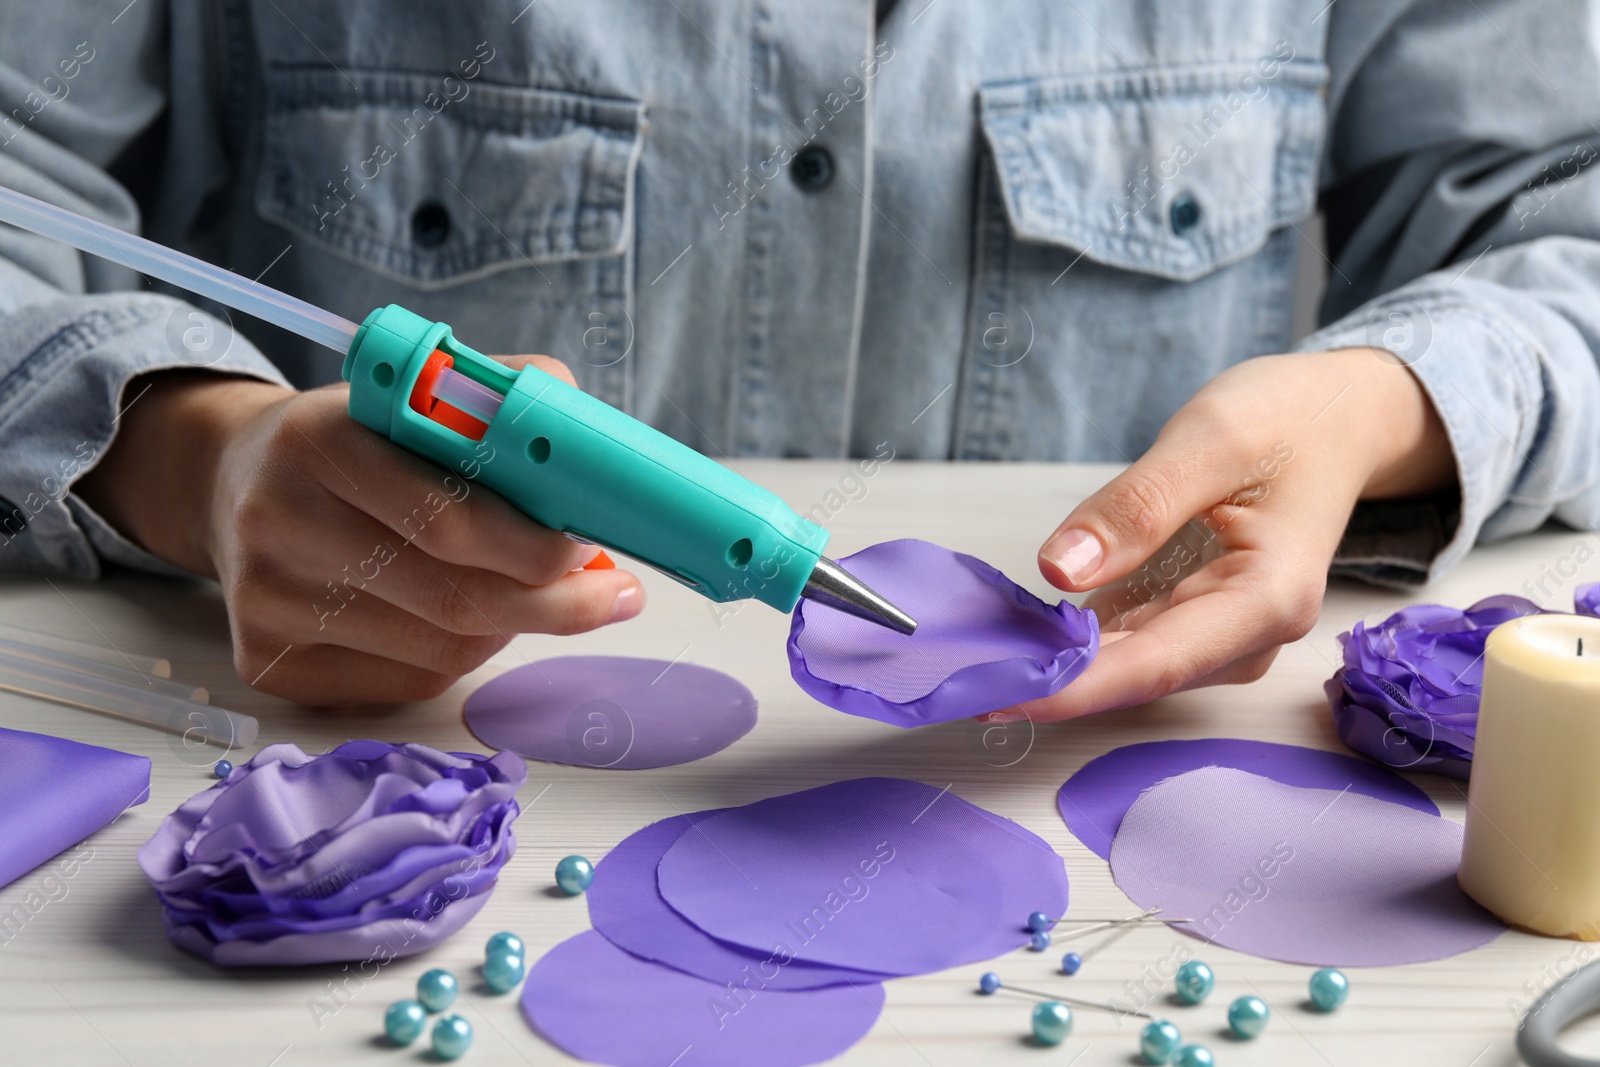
[995,348,1457,723]
[78,357,643,705]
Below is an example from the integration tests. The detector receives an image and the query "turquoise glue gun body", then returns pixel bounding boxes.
[342,306,915,633]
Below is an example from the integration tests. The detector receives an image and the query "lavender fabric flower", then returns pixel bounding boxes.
[138,741,525,967]
[1325,596,1543,778]
[1578,582,1600,618]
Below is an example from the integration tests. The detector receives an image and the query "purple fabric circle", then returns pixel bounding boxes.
[588,811,892,990]
[521,930,884,1067]
[1110,767,1504,966]
[1578,582,1600,618]
[1057,738,1437,860]
[464,656,757,770]
[788,539,1098,726]
[138,741,523,966]
[1326,596,1542,778]
[656,778,1068,976]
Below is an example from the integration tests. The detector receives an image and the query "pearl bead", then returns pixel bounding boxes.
[1030,1001,1073,1046]
[431,1014,473,1060]
[1028,930,1051,952]
[1227,994,1270,1038]
[213,759,233,779]
[1173,960,1214,1004]
[1060,951,1082,976]
[555,854,595,895]
[1309,967,1349,1011]
[979,972,1002,995]
[483,951,525,994]
[484,931,524,959]
[1173,1043,1214,1067]
[1027,911,1051,933]
[382,1000,427,1046]
[1139,1019,1182,1064]
[416,968,458,1012]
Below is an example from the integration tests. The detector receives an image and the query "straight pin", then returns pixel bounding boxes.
[977,972,1153,1019]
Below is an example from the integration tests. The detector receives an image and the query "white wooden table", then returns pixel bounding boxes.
[1,460,1595,1067]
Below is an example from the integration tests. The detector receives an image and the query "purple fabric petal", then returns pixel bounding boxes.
[464,656,757,769]
[1110,767,1504,966]
[1327,596,1544,777]
[656,778,1068,976]
[1578,583,1600,618]
[138,741,524,966]
[1056,738,1437,860]
[0,726,149,890]
[588,811,893,990]
[522,931,884,1067]
[788,539,1098,726]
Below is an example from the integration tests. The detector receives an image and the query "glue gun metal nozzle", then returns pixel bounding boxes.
[802,556,918,635]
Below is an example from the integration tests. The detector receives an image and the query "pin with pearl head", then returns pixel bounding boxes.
[977,971,1155,1019]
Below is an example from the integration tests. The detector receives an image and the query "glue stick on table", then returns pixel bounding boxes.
[1458,613,1600,939]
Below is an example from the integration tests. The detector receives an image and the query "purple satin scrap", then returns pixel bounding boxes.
[138,740,524,966]
[655,778,1069,976]
[1110,767,1504,966]
[788,538,1098,726]
[522,930,885,1067]
[1579,582,1600,618]
[1326,595,1544,778]
[587,811,892,990]
[0,726,150,890]
[464,656,757,770]
[1057,738,1437,860]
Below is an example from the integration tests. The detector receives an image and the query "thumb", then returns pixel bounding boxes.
[1040,455,1229,593]
[495,353,578,388]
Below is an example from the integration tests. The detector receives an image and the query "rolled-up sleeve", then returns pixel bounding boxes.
[0,3,289,578]
[1302,0,1600,586]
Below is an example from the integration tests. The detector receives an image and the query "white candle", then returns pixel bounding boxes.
[1459,613,1600,939]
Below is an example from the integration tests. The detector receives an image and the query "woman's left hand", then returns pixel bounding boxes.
[990,347,1457,723]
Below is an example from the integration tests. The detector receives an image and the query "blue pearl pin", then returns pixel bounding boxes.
[979,972,1002,995]
[1028,930,1051,952]
[416,968,458,1013]
[213,759,232,779]
[555,854,595,895]
[1060,951,1082,976]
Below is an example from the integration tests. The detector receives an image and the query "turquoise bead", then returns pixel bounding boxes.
[431,1014,473,1060]
[978,972,1001,995]
[1174,960,1214,1004]
[1227,994,1270,1038]
[555,854,595,895]
[483,951,525,994]
[1028,930,1051,952]
[1030,1001,1073,1047]
[1309,967,1349,1011]
[1060,951,1082,976]
[1173,1044,1214,1067]
[382,1000,427,1046]
[1139,1020,1182,1064]
[484,931,524,959]
[416,968,458,1012]
[1027,911,1051,933]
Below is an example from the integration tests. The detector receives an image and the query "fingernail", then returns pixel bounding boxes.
[607,585,642,624]
[571,542,603,570]
[983,710,1028,724]
[1043,528,1104,585]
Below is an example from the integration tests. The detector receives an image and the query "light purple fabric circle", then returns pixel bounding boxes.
[656,778,1068,976]
[788,539,1099,726]
[464,656,757,770]
[1057,738,1438,859]
[588,811,893,990]
[1110,767,1504,966]
[521,930,884,1067]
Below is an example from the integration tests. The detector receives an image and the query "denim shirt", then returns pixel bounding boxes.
[2,0,1599,588]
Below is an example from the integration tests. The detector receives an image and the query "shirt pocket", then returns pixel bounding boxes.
[976,56,1328,283]
[255,66,646,290]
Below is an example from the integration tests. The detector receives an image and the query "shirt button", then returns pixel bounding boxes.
[1169,193,1202,235]
[791,146,835,192]
[411,201,452,248]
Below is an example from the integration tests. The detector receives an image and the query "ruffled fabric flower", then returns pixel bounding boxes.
[138,741,524,966]
[1325,597,1543,779]
[1578,582,1600,618]
[788,538,1098,726]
